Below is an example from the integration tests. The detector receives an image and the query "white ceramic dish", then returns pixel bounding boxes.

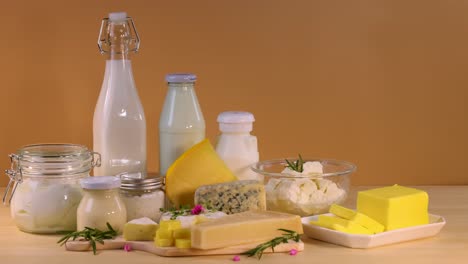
[302,213,446,248]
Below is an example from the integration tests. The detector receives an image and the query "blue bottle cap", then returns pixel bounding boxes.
[165,73,197,83]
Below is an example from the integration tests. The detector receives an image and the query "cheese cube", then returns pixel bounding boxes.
[123,217,158,241]
[194,180,267,214]
[160,220,182,231]
[155,238,174,247]
[357,185,429,231]
[191,211,303,250]
[330,204,384,233]
[173,228,191,239]
[175,239,192,249]
[156,229,173,239]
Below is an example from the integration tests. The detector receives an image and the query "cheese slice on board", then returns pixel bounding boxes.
[191,211,303,250]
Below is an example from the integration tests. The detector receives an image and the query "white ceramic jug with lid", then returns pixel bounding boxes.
[215,111,261,182]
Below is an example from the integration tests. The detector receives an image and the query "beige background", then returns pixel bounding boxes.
[0,0,467,187]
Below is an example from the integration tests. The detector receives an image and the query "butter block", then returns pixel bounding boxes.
[310,215,373,235]
[123,217,158,241]
[331,223,373,235]
[314,215,350,229]
[357,185,429,231]
[194,180,267,214]
[330,204,384,233]
[191,211,303,250]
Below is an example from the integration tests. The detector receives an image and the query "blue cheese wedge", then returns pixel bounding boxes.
[194,180,266,214]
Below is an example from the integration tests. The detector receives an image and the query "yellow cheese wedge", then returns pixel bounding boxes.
[175,239,192,249]
[357,185,429,231]
[123,217,158,241]
[165,139,238,207]
[191,211,303,250]
[330,204,384,233]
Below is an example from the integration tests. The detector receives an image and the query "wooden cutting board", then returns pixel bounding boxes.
[65,237,304,257]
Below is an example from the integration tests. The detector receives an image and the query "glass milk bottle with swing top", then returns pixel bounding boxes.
[93,12,146,177]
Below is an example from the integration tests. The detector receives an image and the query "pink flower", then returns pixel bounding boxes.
[123,243,132,252]
[232,255,241,261]
[289,249,298,256]
[191,204,204,215]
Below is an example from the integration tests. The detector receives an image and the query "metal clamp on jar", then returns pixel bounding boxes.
[3,144,100,233]
[119,172,165,222]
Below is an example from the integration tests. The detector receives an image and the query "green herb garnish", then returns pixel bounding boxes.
[159,204,192,220]
[242,229,301,259]
[160,204,213,220]
[285,154,305,173]
[57,222,117,255]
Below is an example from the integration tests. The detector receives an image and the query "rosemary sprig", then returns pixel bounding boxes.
[285,154,305,173]
[57,222,117,255]
[242,229,301,259]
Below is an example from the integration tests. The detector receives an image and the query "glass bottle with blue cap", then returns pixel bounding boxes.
[159,73,205,176]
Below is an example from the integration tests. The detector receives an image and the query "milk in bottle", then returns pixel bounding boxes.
[93,12,146,177]
[159,74,205,175]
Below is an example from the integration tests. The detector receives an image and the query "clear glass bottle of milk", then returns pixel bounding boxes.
[93,12,146,177]
[159,74,205,175]
[215,111,262,182]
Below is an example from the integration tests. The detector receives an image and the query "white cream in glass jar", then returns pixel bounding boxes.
[119,172,165,222]
[3,144,100,233]
[77,176,127,233]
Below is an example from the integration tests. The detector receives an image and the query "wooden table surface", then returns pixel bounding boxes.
[0,186,467,264]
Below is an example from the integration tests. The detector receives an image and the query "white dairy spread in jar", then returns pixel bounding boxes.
[10,178,83,233]
[265,161,346,216]
[77,176,127,233]
[119,174,165,222]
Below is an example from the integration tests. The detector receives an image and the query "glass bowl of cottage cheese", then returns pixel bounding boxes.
[251,158,356,216]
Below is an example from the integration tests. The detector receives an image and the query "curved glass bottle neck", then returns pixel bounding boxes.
[108,50,132,61]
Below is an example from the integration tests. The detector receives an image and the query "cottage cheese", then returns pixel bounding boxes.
[265,161,346,216]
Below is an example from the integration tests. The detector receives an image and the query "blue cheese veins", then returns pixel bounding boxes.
[194,180,266,214]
